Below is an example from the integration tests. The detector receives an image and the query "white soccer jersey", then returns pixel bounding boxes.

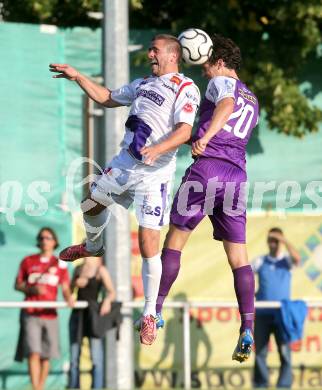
[111,72,200,172]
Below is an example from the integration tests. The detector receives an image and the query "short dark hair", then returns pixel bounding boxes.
[209,34,242,71]
[36,227,59,249]
[152,34,182,63]
[269,227,283,235]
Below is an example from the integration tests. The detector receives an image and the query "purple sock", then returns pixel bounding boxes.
[233,265,255,333]
[156,248,181,314]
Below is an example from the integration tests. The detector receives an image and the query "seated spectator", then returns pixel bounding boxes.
[15,227,73,390]
[68,256,116,389]
[252,227,301,389]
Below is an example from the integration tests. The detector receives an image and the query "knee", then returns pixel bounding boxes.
[29,352,40,361]
[70,345,81,365]
[81,198,98,215]
[70,355,80,366]
[228,251,249,269]
[223,241,249,269]
[81,193,107,216]
[256,347,268,359]
[91,347,103,366]
[164,230,178,249]
[279,344,291,363]
[231,258,249,269]
[163,226,188,252]
[91,355,102,367]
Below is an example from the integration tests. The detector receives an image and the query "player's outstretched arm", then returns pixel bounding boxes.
[49,63,122,108]
[140,123,192,165]
[192,97,234,156]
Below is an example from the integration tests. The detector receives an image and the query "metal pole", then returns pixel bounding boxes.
[183,303,191,390]
[83,96,95,193]
[102,1,133,389]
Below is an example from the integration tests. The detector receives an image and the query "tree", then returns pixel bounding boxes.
[2,0,322,135]
[129,0,322,136]
[1,0,101,27]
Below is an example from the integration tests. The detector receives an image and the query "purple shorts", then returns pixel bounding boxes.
[170,157,247,243]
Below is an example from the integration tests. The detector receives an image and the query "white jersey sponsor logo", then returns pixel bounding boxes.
[28,272,59,286]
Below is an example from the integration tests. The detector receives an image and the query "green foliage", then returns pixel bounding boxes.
[129,0,322,136]
[1,0,101,27]
[2,0,322,135]
[252,63,322,137]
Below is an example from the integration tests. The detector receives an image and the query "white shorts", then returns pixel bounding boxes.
[90,149,173,230]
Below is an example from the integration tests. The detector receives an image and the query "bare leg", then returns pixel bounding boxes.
[139,226,160,258]
[81,193,107,216]
[164,224,192,251]
[28,353,41,390]
[38,359,50,390]
[222,240,248,269]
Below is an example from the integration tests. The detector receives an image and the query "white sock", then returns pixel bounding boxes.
[83,210,107,253]
[142,254,162,317]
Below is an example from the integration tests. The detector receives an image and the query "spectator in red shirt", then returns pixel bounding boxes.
[15,227,73,390]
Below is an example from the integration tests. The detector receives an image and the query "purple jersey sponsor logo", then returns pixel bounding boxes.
[136,89,165,106]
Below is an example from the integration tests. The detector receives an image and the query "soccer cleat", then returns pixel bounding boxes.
[139,315,157,345]
[156,312,165,329]
[59,243,105,262]
[232,329,254,363]
[134,312,165,331]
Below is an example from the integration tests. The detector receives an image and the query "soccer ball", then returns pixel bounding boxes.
[178,28,213,65]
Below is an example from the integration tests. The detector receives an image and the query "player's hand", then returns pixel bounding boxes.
[192,137,208,156]
[268,231,285,243]
[100,298,112,316]
[67,296,75,308]
[140,145,162,166]
[49,63,79,81]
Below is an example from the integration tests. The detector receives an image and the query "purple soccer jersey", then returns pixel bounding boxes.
[192,76,259,171]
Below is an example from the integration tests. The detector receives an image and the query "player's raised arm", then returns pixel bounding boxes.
[49,63,122,108]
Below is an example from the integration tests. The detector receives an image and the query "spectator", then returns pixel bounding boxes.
[15,227,73,390]
[252,227,301,389]
[68,256,116,389]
